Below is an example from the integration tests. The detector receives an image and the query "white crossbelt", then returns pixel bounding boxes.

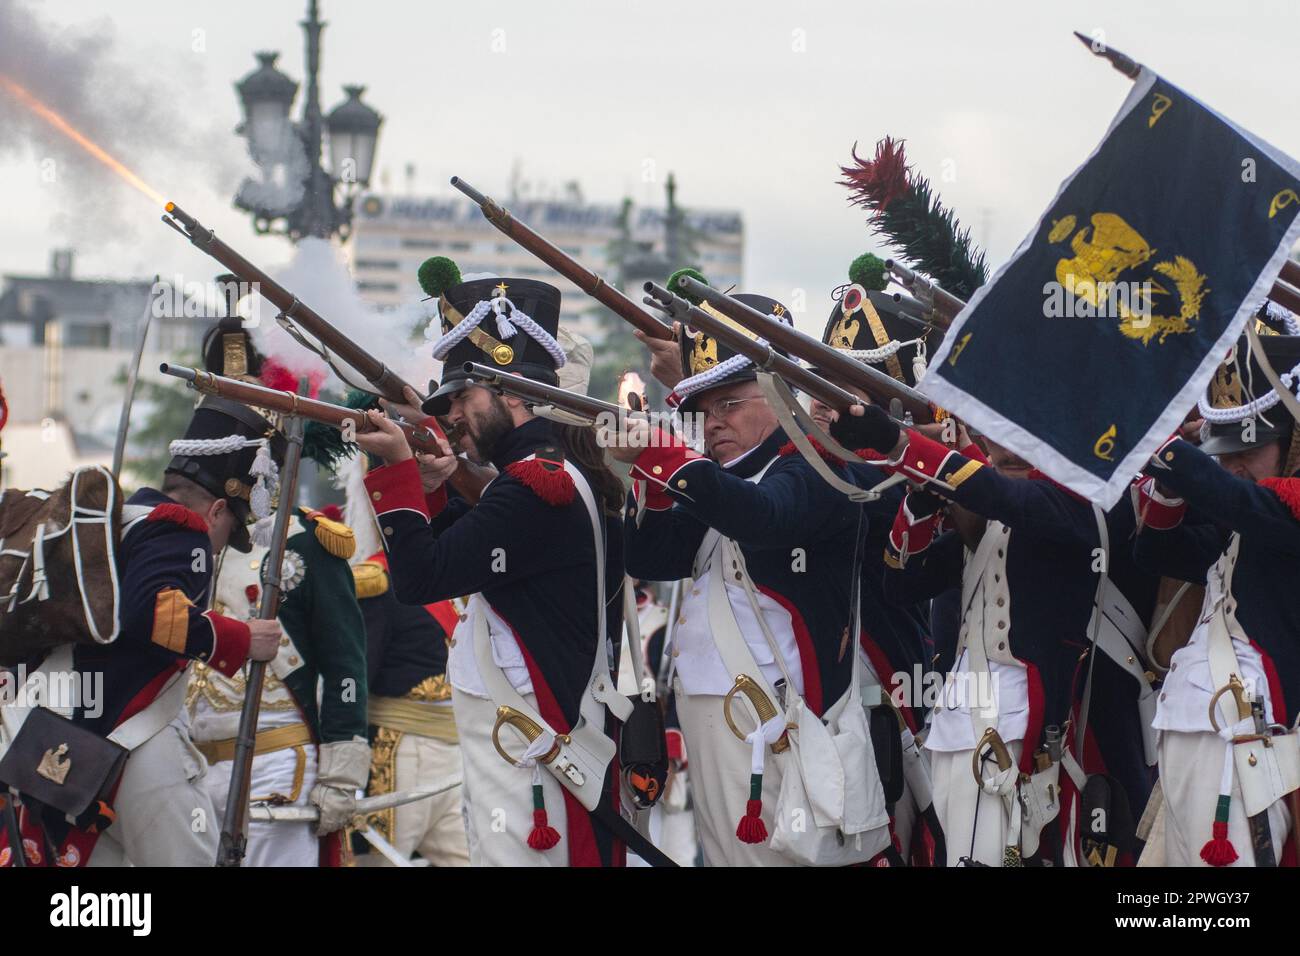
[471,461,630,811]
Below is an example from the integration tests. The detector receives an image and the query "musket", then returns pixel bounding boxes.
[160,364,446,456]
[461,362,643,424]
[1070,34,1300,314]
[669,275,935,424]
[159,202,496,503]
[111,276,159,481]
[641,282,869,416]
[216,396,306,867]
[884,259,965,329]
[160,202,416,401]
[450,177,675,341]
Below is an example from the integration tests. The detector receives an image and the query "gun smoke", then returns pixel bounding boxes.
[245,237,439,400]
[0,0,242,246]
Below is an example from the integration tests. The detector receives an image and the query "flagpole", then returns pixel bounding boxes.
[1073,32,1300,314]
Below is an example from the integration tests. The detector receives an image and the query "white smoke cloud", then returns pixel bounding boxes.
[243,237,440,398]
[0,0,242,246]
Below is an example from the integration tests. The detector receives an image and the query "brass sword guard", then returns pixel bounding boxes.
[970,727,1014,786]
[1208,674,1251,734]
[723,675,790,754]
[492,706,562,768]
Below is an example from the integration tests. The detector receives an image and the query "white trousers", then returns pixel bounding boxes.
[356,732,470,867]
[452,688,575,867]
[87,718,219,867]
[1158,730,1292,867]
[201,744,320,867]
[674,687,796,867]
[929,740,1024,867]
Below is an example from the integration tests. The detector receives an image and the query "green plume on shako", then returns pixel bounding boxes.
[417,256,463,299]
[848,252,889,292]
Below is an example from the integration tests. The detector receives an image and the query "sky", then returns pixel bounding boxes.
[1,0,1297,335]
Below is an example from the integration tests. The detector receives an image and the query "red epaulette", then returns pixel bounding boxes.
[1261,477,1300,522]
[778,437,839,464]
[147,502,208,533]
[505,450,575,507]
[855,447,888,462]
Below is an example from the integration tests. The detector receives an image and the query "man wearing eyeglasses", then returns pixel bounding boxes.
[612,288,889,866]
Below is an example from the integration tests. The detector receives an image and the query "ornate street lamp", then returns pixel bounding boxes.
[232,1,383,242]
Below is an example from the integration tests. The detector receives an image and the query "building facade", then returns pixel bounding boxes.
[346,190,744,342]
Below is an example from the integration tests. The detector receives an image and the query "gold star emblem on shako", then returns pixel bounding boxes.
[493,281,509,297]
[771,304,786,317]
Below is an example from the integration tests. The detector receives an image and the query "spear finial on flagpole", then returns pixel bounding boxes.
[1073,30,1142,79]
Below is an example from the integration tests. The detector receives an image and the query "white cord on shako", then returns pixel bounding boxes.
[1197,309,1300,425]
[431,289,567,369]
[844,337,929,384]
[166,436,281,546]
[671,345,767,406]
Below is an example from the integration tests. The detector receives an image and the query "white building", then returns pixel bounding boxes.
[346,189,744,342]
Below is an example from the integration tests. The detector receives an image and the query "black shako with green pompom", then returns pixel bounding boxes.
[416,255,567,417]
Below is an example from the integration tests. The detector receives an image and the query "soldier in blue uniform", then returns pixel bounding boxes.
[845,399,1158,866]
[0,397,283,867]
[355,257,631,867]
[809,254,944,862]
[1135,322,1300,866]
[614,277,892,866]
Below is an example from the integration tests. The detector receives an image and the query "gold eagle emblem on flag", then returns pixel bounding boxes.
[1047,212,1209,345]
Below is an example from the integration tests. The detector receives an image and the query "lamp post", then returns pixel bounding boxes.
[233,0,382,242]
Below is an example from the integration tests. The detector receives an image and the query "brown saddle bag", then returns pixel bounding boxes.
[0,466,123,666]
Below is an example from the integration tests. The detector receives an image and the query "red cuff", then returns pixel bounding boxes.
[364,457,430,519]
[665,728,686,764]
[424,485,448,517]
[629,443,703,501]
[205,612,251,677]
[899,430,973,487]
[634,477,674,512]
[1136,476,1186,530]
[888,495,942,556]
[960,441,989,465]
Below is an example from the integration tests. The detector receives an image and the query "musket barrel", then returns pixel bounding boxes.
[448,176,488,206]
[451,176,675,341]
[159,364,444,456]
[672,275,934,424]
[461,362,629,419]
[642,281,864,415]
[884,258,965,325]
[159,362,197,383]
[160,202,420,404]
[1281,259,1300,288]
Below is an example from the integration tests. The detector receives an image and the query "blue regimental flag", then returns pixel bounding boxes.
[923,68,1300,507]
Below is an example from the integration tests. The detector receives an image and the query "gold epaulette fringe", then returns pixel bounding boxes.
[351,560,389,599]
[301,507,357,560]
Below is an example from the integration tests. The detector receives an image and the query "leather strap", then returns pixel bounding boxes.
[195,721,314,764]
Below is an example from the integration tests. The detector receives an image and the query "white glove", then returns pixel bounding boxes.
[309,738,371,835]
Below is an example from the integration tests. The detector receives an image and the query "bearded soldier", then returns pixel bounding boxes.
[1135,320,1300,867]
[616,275,891,867]
[0,396,282,868]
[355,257,633,867]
